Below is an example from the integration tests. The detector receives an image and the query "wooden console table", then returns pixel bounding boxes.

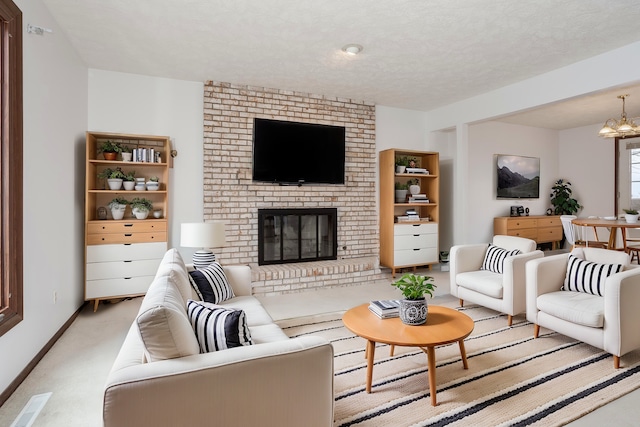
[493,215,562,249]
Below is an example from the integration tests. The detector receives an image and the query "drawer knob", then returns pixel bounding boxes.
[124,233,132,237]
[124,260,132,263]
[124,223,133,227]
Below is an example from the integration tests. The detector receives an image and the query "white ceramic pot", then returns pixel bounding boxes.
[146,181,159,191]
[111,204,126,220]
[132,208,149,220]
[123,181,135,190]
[409,184,421,195]
[121,152,132,162]
[135,184,146,191]
[396,165,406,174]
[107,179,123,190]
[395,189,408,203]
[153,210,162,219]
[625,214,639,223]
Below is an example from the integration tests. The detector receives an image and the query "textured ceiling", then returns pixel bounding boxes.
[42,0,640,129]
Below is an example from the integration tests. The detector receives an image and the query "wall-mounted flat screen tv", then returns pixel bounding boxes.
[252,118,346,185]
[496,154,540,199]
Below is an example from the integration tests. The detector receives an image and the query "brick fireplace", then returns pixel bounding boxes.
[202,81,383,295]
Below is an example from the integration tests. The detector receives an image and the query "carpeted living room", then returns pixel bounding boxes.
[3,1,640,426]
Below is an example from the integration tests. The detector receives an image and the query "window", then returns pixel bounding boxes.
[0,0,23,337]
[631,148,640,207]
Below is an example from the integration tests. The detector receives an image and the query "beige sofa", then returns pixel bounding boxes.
[103,249,334,427]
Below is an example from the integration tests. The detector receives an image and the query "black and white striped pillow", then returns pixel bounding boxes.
[481,244,521,274]
[187,300,252,352]
[563,254,622,296]
[188,262,235,303]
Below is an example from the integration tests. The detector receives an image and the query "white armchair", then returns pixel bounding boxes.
[450,235,544,326]
[526,247,640,368]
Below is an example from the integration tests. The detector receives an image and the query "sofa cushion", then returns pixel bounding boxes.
[456,270,503,299]
[155,248,192,304]
[218,295,275,327]
[187,300,253,352]
[136,275,200,362]
[537,291,604,328]
[188,262,235,303]
[481,244,521,274]
[248,323,290,344]
[563,254,622,297]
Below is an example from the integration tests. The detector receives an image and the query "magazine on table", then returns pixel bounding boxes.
[369,299,401,318]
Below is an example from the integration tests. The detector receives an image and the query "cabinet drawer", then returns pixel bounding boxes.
[536,217,561,227]
[394,233,437,250]
[87,232,167,245]
[86,242,167,262]
[506,228,538,240]
[537,227,562,242]
[506,219,537,229]
[88,221,167,234]
[85,276,154,299]
[394,223,437,236]
[394,248,438,266]
[86,259,162,280]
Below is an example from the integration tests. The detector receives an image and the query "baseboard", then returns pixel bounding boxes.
[0,302,86,406]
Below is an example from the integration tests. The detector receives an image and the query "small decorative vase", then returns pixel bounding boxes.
[123,181,135,190]
[103,152,117,161]
[121,152,132,162]
[135,184,146,191]
[153,210,162,218]
[396,165,406,174]
[111,205,126,220]
[399,298,428,326]
[625,214,639,223]
[409,184,421,195]
[132,208,148,220]
[395,189,408,203]
[146,181,159,191]
[107,178,123,190]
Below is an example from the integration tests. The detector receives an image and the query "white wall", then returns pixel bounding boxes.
[88,70,204,254]
[1,0,88,395]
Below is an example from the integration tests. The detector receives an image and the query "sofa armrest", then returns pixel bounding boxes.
[501,250,544,316]
[604,268,640,356]
[525,254,568,323]
[104,335,334,427]
[449,244,488,296]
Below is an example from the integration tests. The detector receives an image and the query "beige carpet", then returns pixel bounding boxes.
[280,295,640,427]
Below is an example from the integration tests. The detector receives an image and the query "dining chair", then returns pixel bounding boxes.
[560,215,608,249]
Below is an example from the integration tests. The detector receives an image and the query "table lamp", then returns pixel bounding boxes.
[180,222,226,269]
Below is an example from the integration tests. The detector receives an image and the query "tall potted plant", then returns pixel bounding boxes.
[550,179,582,215]
[391,273,436,325]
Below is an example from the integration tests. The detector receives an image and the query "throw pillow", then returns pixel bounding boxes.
[187,299,253,352]
[563,254,622,297]
[188,262,235,303]
[481,244,521,274]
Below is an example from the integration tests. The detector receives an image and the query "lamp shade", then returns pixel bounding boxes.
[180,222,226,248]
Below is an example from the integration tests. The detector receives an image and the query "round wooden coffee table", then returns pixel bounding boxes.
[342,303,474,406]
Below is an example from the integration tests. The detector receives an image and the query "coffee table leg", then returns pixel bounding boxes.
[426,346,437,406]
[458,339,469,369]
[366,340,375,393]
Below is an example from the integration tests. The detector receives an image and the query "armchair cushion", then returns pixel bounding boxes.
[481,244,521,274]
[187,300,253,352]
[456,270,503,299]
[537,291,604,328]
[563,255,623,297]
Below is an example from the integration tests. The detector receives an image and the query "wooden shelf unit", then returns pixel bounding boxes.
[84,131,171,311]
[380,149,440,277]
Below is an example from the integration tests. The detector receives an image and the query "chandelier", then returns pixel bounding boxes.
[598,94,640,138]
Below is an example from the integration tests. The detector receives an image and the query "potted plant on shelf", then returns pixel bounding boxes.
[98,167,127,190]
[146,176,160,191]
[123,171,136,190]
[98,140,123,161]
[121,145,133,162]
[108,197,128,220]
[623,208,639,223]
[395,156,409,173]
[395,181,408,203]
[391,273,437,325]
[407,178,421,195]
[130,197,153,220]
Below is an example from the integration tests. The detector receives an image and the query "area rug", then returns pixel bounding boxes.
[279,295,640,427]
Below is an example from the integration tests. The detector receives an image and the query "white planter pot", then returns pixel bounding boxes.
[132,208,149,220]
[146,181,159,191]
[123,181,135,190]
[409,184,421,195]
[111,204,126,220]
[395,165,406,174]
[107,179,123,190]
[395,189,408,203]
[625,214,639,223]
[121,152,133,162]
[135,184,146,191]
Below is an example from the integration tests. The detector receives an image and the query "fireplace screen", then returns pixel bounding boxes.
[258,208,337,265]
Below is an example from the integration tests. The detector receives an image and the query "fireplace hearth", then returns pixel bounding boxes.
[258,208,337,265]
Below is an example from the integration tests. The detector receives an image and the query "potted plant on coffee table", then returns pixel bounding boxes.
[391,273,436,325]
[130,197,153,219]
[108,197,129,220]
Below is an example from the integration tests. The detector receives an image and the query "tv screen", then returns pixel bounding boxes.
[252,118,346,185]
[496,154,540,199]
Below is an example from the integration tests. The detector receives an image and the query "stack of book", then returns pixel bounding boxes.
[405,209,419,221]
[369,300,401,318]
[408,194,429,203]
[406,168,429,174]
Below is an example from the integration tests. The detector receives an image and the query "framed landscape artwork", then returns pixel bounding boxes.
[496,154,540,199]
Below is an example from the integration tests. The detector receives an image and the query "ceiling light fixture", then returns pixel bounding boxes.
[341,44,363,56]
[598,94,640,138]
